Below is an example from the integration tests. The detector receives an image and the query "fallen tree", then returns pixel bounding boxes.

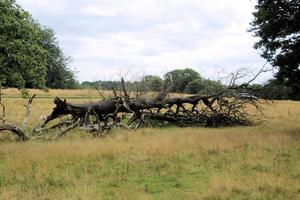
[39,75,264,138]
[0,67,268,140]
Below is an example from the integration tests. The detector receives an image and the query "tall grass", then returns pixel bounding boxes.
[0,90,299,199]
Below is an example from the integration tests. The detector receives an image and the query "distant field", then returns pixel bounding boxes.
[2,88,113,99]
[0,89,299,199]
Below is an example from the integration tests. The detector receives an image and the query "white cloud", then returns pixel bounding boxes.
[17,0,272,83]
[18,0,69,15]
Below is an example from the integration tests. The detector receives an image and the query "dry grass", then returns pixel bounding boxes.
[0,89,299,199]
[2,88,113,99]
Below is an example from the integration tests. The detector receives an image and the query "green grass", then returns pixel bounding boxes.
[0,90,299,199]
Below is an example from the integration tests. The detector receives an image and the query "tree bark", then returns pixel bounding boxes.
[0,123,28,141]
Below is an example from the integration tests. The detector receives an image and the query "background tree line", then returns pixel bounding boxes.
[81,68,292,100]
[81,68,225,95]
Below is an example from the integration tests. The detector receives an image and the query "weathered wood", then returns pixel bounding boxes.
[0,123,28,141]
[22,94,36,130]
[41,76,263,138]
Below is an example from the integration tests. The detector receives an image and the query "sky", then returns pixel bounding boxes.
[17,0,274,83]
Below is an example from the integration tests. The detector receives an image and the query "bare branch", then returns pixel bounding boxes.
[22,94,36,130]
[0,123,28,141]
[155,74,174,101]
[228,62,272,89]
[121,78,129,101]
[94,85,106,100]
[243,62,271,86]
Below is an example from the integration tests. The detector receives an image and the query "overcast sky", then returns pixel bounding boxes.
[17,0,274,83]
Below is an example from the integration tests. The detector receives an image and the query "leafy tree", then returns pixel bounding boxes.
[80,69,225,95]
[255,79,292,100]
[201,79,224,94]
[184,79,203,94]
[0,0,47,88]
[0,0,78,89]
[80,80,120,90]
[41,28,78,89]
[250,0,300,99]
[164,68,200,93]
[140,75,163,92]
[185,79,224,94]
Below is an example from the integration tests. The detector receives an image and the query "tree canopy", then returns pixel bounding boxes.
[0,0,78,89]
[184,79,224,95]
[140,75,163,92]
[250,0,300,99]
[164,68,201,93]
[0,0,47,88]
[255,79,292,100]
[81,68,224,96]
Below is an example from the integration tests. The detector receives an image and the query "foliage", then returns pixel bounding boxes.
[250,0,300,99]
[184,79,224,94]
[183,79,203,94]
[140,75,163,92]
[80,69,224,95]
[0,0,47,88]
[0,0,78,89]
[252,79,292,100]
[164,68,201,93]
[81,80,120,90]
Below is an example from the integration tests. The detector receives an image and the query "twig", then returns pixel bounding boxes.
[121,78,130,101]
[94,85,106,100]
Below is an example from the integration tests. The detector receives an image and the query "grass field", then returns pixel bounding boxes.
[0,89,299,199]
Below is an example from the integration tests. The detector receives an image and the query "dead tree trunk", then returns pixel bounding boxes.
[0,94,35,141]
[0,124,28,141]
[42,71,266,138]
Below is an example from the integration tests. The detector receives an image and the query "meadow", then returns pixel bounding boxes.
[0,89,299,199]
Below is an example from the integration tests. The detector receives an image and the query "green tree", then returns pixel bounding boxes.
[184,79,203,94]
[0,0,78,89]
[255,79,292,100]
[140,75,163,92]
[164,68,200,93]
[0,0,47,88]
[185,79,224,94]
[41,28,78,89]
[250,0,300,99]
